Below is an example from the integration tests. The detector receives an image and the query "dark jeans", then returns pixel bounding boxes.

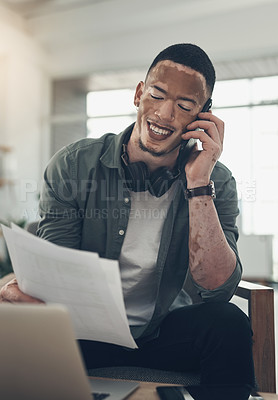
[78,302,255,387]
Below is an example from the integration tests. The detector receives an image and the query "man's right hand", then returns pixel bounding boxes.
[0,278,44,303]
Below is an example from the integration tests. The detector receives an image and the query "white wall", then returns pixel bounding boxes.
[0,6,51,223]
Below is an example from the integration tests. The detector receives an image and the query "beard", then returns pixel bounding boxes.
[138,136,181,157]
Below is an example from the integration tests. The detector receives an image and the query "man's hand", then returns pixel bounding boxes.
[182,112,224,187]
[0,278,44,304]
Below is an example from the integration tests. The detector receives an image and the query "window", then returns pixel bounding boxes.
[87,89,136,138]
[212,76,278,277]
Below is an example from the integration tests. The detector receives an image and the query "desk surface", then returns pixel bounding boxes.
[89,378,277,400]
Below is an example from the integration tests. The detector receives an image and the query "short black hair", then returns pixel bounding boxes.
[146,43,216,95]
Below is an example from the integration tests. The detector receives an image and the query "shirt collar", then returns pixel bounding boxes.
[100,123,135,170]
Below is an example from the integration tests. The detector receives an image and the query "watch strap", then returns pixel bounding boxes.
[185,180,216,199]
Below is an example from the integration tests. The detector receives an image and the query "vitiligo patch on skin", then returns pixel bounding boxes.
[147,60,209,101]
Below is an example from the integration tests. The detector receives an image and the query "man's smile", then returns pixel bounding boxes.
[147,120,174,140]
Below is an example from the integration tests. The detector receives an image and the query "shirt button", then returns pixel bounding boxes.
[119,229,125,236]
[124,197,129,204]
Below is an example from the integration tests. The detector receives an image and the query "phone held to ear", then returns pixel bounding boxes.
[180,97,212,149]
[198,97,212,117]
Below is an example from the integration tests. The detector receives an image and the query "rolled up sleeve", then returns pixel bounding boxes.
[189,260,242,302]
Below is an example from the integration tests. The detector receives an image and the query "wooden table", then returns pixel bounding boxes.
[90,378,277,399]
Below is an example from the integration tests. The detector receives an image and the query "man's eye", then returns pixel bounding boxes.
[150,94,163,100]
[178,104,191,112]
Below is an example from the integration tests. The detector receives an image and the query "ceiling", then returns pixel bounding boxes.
[1,0,278,84]
[0,0,103,19]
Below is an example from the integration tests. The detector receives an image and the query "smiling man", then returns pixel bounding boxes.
[0,43,255,395]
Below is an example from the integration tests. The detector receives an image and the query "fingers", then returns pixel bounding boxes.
[184,112,224,147]
[183,113,224,185]
[198,112,225,137]
[0,279,44,304]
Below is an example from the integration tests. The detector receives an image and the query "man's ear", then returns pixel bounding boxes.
[134,81,144,107]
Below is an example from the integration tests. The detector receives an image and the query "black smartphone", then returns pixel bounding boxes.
[156,386,194,399]
[198,97,212,116]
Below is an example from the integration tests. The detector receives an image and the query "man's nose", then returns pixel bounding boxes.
[155,100,175,121]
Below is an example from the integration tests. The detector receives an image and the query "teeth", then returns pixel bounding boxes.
[150,124,172,136]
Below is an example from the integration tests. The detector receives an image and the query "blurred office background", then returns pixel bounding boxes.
[0,0,278,283]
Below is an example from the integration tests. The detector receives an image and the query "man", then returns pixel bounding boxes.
[0,43,255,391]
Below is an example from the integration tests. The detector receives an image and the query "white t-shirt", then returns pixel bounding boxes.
[119,182,177,326]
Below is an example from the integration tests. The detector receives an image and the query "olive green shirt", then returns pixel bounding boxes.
[38,124,242,340]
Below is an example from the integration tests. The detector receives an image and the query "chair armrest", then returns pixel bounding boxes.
[235,280,276,393]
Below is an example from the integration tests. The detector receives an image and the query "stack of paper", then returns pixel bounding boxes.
[1,224,137,349]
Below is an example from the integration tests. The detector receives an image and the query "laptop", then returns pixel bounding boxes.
[0,303,139,400]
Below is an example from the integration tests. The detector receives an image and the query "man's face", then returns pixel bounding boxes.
[133,60,209,157]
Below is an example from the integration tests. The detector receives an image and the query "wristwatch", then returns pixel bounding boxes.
[184,180,216,199]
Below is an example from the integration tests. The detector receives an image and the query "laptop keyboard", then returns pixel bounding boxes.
[92,392,110,400]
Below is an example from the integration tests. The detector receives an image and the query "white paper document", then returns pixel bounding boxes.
[1,224,137,349]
